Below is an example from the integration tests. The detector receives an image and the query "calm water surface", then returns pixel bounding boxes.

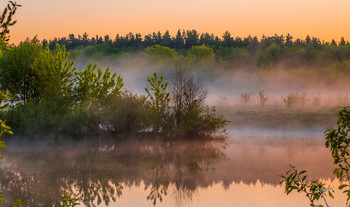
[0,128,344,206]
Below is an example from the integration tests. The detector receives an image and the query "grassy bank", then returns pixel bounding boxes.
[217,106,338,130]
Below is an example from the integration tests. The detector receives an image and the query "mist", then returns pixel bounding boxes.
[71,52,350,109]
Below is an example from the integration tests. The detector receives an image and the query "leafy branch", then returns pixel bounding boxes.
[280,164,333,207]
[0,1,21,50]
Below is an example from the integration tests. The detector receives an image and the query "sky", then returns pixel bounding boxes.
[2,0,350,44]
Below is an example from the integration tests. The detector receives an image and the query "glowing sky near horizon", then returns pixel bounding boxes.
[3,0,350,44]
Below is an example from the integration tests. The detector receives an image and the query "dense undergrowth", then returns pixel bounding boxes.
[0,39,227,139]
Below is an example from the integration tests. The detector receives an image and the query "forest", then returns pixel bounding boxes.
[43,30,350,71]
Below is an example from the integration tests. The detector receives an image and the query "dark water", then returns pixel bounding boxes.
[0,129,344,207]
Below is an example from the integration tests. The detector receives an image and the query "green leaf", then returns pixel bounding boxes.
[299,170,307,175]
[339,184,348,190]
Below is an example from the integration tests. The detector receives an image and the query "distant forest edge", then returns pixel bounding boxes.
[40,30,350,70]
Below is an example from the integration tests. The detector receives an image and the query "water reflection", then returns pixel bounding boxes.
[0,133,337,207]
[0,138,226,206]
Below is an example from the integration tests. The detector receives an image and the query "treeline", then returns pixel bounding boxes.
[0,39,226,139]
[45,30,348,51]
[42,30,350,70]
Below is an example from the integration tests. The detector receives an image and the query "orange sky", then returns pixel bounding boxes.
[2,0,350,44]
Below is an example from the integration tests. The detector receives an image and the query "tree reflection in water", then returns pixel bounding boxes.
[0,138,227,206]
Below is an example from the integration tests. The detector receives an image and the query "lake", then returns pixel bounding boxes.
[0,125,344,207]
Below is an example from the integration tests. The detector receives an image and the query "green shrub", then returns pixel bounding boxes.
[0,38,42,103]
[168,69,227,137]
[186,45,215,66]
[145,72,170,134]
[101,91,151,134]
[144,45,178,63]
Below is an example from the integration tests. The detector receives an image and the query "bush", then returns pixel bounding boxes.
[144,45,178,63]
[0,38,42,103]
[240,92,252,106]
[145,72,170,134]
[186,45,215,66]
[282,93,297,108]
[258,43,281,66]
[101,91,151,134]
[257,90,268,106]
[168,69,227,137]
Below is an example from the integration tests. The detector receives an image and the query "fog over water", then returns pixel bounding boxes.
[0,130,338,207]
[73,55,350,108]
[0,55,344,206]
